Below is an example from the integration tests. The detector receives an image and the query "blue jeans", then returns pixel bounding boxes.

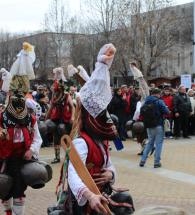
[141,125,164,164]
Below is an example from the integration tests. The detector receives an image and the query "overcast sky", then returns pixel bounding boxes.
[0,0,193,33]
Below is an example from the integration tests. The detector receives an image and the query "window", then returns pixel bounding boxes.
[190,52,193,66]
[178,53,180,67]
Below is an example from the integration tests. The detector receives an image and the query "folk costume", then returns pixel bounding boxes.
[129,63,149,100]
[68,64,90,88]
[0,68,12,104]
[46,67,75,164]
[128,63,149,155]
[69,44,117,215]
[48,44,134,215]
[0,43,52,215]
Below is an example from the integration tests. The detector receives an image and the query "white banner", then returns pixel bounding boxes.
[181,74,192,89]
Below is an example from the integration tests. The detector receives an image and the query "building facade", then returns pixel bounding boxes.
[0,3,194,86]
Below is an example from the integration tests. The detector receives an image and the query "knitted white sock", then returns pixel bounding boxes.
[2,198,12,212]
[12,198,25,215]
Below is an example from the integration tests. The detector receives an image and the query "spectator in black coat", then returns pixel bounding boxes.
[109,88,128,140]
[173,85,192,138]
[129,86,141,119]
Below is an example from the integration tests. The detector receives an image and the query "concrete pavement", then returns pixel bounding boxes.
[1,137,195,214]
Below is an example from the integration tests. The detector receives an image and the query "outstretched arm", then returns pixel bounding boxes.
[130,63,150,99]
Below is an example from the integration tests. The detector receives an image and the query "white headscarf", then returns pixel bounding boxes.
[129,64,143,80]
[53,67,67,82]
[10,43,36,80]
[79,43,116,118]
[129,63,149,100]
[67,64,90,83]
[67,64,78,77]
[77,65,90,82]
[0,68,12,92]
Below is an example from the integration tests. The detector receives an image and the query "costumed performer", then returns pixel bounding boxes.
[0,68,12,104]
[130,62,150,155]
[66,44,134,214]
[46,67,75,164]
[0,43,52,215]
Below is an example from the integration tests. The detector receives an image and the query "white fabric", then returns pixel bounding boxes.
[79,43,116,118]
[30,121,42,158]
[97,44,116,68]
[130,64,143,80]
[0,68,12,92]
[164,119,171,132]
[53,67,67,82]
[2,198,12,211]
[10,47,35,80]
[13,128,25,143]
[130,64,150,100]
[77,65,90,82]
[13,198,25,215]
[26,98,42,119]
[11,121,42,157]
[138,77,150,100]
[189,97,195,115]
[67,65,78,77]
[12,206,25,215]
[133,101,142,121]
[32,91,37,97]
[68,138,116,206]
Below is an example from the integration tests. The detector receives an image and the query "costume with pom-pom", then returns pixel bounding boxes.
[47,69,75,164]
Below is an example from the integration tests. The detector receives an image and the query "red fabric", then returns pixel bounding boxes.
[84,109,117,140]
[50,106,61,120]
[0,115,36,159]
[63,94,72,123]
[53,80,59,92]
[161,95,173,118]
[50,94,71,123]
[124,93,131,114]
[80,132,109,176]
[6,211,12,215]
[139,115,144,121]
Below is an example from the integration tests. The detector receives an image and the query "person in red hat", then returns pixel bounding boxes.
[191,83,195,91]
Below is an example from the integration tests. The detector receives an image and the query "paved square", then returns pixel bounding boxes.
[1,137,195,214]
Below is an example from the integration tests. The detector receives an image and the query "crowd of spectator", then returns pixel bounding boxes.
[109,83,195,141]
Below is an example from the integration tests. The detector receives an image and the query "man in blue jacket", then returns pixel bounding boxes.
[139,88,170,168]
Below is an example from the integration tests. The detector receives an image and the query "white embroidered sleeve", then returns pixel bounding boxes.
[106,156,116,185]
[30,122,42,158]
[68,138,89,206]
[133,101,142,121]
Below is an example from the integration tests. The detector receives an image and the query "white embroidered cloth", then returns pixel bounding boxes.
[53,67,67,82]
[77,65,90,82]
[79,43,116,118]
[130,64,150,100]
